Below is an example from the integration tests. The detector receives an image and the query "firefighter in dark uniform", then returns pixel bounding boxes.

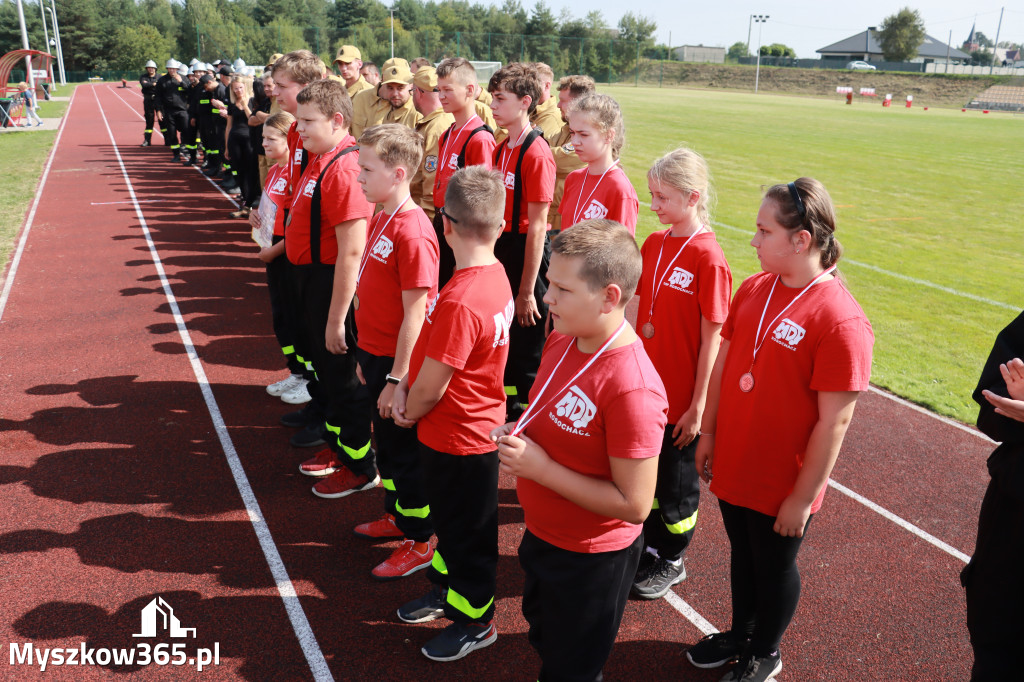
[202,69,230,179]
[155,59,190,161]
[180,65,201,165]
[139,60,159,146]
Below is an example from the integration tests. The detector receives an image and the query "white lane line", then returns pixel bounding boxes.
[0,86,77,324]
[827,479,971,563]
[93,87,334,682]
[663,591,718,636]
[865,386,993,443]
[709,219,1017,311]
[107,85,163,142]
[106,86,239,207]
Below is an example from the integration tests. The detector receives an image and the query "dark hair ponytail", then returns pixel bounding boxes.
[765,177,841,269]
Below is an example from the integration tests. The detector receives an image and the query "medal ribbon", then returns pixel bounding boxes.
[747,265,837,372]
[571,161,620,226]
[356,194,411,285]
[645,226,705,325]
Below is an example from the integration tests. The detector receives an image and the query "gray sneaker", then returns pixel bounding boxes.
[720,651,782,681]
[632,556,686,599]
[397,585,446,624]
[421,621,496,662]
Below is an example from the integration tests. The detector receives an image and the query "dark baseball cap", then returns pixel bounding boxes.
[199,74,214,85]
[218,65,233,76]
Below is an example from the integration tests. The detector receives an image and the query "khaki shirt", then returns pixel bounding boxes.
[350,87,390,138]
[347,75,373,100]
[549,123,586,231]
[412,107,455,220]
[530,96,563,142]
[383,96,422,130]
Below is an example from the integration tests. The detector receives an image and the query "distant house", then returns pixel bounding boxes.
[672,45,726,64]
[817,28,971,64]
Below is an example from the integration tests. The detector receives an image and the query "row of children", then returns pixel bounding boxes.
[250,48,874,682]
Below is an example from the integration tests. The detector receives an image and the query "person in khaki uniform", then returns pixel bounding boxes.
[351,58,416,138]
[528,62,563,141]
[548,74,595,231]
[380,63,422,130]
[409,66,454,221]
[334,45,373,99]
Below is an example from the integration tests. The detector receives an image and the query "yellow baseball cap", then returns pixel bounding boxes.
[266,53,283,68]
[335,45,361,64]
[381,57,410,72]
[381,64,414,85]
[413,66,438,90]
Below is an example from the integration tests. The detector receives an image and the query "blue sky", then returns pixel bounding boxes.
[539,1,1021,59]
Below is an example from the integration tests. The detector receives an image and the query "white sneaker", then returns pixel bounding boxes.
[267,374,304,397]
[281,380,312,405]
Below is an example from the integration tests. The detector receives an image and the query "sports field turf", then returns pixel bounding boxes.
[609,85,1023,423]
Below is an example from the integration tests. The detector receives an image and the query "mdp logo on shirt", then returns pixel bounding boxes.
[293,148,304,164]
[447,153,459,171]
[503,172,515,190]
[772,318,806,348]
[665,267,695,292]
[582,200,609,220]
[371,235,394,262]
[492,299,514,348]
[301,179,317,198]
[553,386,596,432]
[270,177,288,194]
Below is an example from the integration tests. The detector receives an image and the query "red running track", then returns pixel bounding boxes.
[0,83,995,680]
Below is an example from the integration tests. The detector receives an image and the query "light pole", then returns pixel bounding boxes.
[39,0,55,86]
[15,0,35,92]
[47,1,66,85]
[389,6,396,59]
[753,14,768,93]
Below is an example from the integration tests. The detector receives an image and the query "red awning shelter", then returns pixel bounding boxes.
[1,50,54,97]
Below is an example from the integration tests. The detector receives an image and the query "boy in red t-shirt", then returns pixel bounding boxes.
[488,63,556,420]
[348,124,439,581]
[285,79,378,499]
[392,167,513,662]
[432,58,496,288]
[494,219,668,681]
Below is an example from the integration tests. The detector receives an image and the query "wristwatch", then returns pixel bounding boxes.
[385,374,401,385]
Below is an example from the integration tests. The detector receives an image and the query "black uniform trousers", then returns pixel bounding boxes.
[494,230,551,416]
[642,428,701,561]
[163,108,189,154]
[264,236,303,375]
[421,444,498,624]
[720,499,812,657]
[520,530,642,682]
[200,117,223,171]
[357,349,433,542]
[227,131,259,207]
[143,102,155,142]
[286,263,374,478]
[431,211,456,290]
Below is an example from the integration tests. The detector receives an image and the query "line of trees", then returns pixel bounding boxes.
[0,0,663,77]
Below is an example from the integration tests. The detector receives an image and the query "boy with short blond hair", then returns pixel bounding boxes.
[350,123,440,580]
[488,62,556,419]
[494,219,668,681]
[393,167,513,662]
[286,79,378,499]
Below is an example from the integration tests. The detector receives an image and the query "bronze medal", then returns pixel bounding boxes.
[641,322,655,339]
[353,294,360,311]
[739,372,755,393]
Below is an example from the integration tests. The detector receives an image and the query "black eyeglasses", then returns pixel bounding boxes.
[787,182,806,222]
[438,205,458,224]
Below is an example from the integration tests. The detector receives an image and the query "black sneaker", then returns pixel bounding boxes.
[203,167,220,177]
[290,423,326,448]
[280,404,319,428]
[421,621,496,662]
[397,585,446,624]
[720,651,782,682]
[632,550,657,584]
[632,556,686,600]
[687,631,749,669]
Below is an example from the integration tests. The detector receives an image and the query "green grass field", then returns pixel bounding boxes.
[1,82,1020,423]
[609,85,1023,423]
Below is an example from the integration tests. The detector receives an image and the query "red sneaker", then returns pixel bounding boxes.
[299,449,339,477]
[312,468,380,499]
[372,539,433,581]
[354,514,404,539]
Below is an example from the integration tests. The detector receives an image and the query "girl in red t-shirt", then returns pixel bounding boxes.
[629,148,732,601]
[253,112,310,403]
[558,93,639,234]
[690,178,873,681]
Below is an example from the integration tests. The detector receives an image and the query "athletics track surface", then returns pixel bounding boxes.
[0,84,993,680]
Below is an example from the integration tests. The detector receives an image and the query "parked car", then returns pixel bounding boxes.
[846,60,877,71]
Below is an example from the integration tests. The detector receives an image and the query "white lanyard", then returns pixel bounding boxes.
[571,162,619,226]
[749,265,837,367]
[500,125,533,179]
[511,321,628,437]
[440,115,481,170]
[356,194,411,285]
[646,226,705,322]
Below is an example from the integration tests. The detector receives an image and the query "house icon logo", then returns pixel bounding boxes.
[132,597,196,638]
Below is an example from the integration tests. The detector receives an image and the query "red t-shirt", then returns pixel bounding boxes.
[285,136,373,266]
[517,332,668,553]
[710,272,874,517]
[494,132,556,233]
[432,115,495,208]
[354,206,440,358]
[635,230,732,421]
[286,125,304,187]
[408,262,514,455]
[263,162,291,237]
[558,167,639,235]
